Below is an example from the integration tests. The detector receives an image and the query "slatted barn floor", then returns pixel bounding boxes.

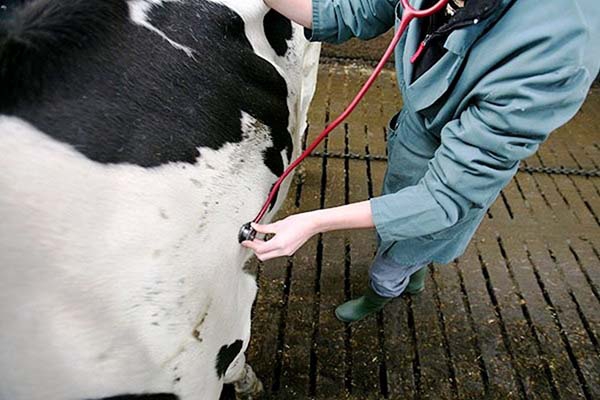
[244,64,600,400]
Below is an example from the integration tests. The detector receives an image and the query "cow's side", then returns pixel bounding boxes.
[0,1,320,399]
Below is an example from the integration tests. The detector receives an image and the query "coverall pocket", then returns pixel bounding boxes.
[386,111,402,149]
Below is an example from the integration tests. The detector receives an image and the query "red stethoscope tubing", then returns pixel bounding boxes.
[252,0,449,224]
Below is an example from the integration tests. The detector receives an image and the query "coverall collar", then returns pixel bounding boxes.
[400,0,516,112]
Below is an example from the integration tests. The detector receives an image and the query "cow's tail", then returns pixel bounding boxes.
[0,0,129,107]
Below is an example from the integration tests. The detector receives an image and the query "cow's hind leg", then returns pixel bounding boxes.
[223,354,263,400]
[232,363,263,399]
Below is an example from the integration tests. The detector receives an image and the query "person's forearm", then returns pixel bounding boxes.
[310,200,375,233]
[264,0,313,29]
[242,201,375,261]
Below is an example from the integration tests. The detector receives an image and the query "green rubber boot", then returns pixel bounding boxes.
[335,286,392,323]
[405,266,427,295]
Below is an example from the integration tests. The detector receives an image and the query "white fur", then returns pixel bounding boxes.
[0,1,320,399]
[0,114,264,399]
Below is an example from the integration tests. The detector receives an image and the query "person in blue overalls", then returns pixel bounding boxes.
[243,0,600,322]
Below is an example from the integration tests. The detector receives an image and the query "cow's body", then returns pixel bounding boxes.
[0,1,320,399]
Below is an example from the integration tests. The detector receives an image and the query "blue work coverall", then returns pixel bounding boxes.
[307,0,600,296]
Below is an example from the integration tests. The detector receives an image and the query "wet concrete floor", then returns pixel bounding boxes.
[246,63,600,399]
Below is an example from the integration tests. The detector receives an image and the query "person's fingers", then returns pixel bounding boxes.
[250,222,278,234]
[241,240,259,251]
[242,238,281,255]
[241,239,271,252]
[255,249,287,262]
[254,238,282,254]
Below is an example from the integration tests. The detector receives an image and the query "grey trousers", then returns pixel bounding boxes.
[369,251,427,298]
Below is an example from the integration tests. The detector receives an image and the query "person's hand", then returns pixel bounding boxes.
[241,212,319,261]
[242,201,374,261]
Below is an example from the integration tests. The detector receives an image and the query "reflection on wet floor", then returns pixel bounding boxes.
[247,64,600,400]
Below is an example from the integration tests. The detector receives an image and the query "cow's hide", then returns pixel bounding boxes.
[0,0,320,399]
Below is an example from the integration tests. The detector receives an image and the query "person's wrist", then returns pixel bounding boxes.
[306,209,325,235]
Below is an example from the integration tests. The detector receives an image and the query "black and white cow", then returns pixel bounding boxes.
[0,0,320,399]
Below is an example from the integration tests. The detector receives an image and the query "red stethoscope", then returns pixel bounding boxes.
[239,0,450,243]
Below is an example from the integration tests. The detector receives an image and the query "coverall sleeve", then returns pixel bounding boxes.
[370,51,596,242]
[306,0,398,43]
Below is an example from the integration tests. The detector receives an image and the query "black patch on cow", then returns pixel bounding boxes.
[0,0,129,106]
[0,0,292,177]
[263,9,292,57]
[215,339,243,379]
[86,394,178,400]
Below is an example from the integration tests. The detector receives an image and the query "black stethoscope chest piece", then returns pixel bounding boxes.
[238,222,257,243]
